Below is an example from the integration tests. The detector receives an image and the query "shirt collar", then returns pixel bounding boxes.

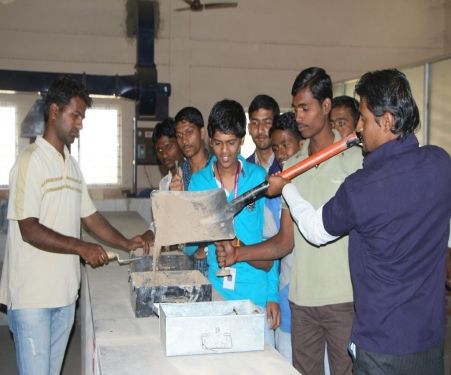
[298,129,342,158]
[35,136,70,160]
[254,151,275,173]
[363,133,419,168]
[209,154,248,179]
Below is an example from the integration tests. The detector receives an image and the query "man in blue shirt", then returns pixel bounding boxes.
[186,99,280,345]
[263,69,451,374]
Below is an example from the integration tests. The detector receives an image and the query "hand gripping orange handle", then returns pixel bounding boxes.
[279,132,360,180]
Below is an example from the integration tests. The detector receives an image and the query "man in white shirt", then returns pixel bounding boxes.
[0,76,148,375]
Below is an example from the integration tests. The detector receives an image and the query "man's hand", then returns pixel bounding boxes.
[266,301,280,330]
[77,242,109,268]
[169,168,184,191]
[266,175,290,197]
[141,230,155,254]
[215,239,239,267]
[124,235,146,252]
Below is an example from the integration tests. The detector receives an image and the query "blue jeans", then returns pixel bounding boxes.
[8,303,76,375]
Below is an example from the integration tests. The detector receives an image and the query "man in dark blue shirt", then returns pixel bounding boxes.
[219,69,451,374]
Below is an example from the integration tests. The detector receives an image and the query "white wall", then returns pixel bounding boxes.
[0,0,449,191]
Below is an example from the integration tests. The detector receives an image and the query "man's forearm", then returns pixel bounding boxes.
[82,212,129,250]
[236,209,294,262]
[19,217,85,255]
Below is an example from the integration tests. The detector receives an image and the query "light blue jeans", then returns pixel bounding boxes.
[8,303,76,375]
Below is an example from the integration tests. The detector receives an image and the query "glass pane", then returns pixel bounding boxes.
[0,107,16,186]
[430,59,451,154]
[402,66,425,146]
[78,108,119,185]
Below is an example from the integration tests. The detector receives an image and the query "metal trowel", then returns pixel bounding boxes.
[106,250,144,265]
[152,132,361,246]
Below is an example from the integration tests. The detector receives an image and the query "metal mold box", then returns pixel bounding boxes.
[159,300,265,356]
[129,251,193,273]
[130,270,212,318]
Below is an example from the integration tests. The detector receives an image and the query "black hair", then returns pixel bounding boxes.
[269,112,303,141]
[248,94,280,117]
[291,67,333,103]
[208,99,246,139]
[174,106,204,129]
[331,95,360,123]
[355,69,420,139]
[43,75,92,122]
[151,117,176,144]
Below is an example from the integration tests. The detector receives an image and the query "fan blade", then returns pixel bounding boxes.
[182,0,194,5]
[204,3,238,9]
[175,6,193,11]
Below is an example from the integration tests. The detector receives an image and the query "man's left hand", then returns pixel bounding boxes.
[124,235,146,252]
[266,301,280,330]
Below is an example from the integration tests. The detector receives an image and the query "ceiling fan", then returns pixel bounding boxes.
[175,0,238,12]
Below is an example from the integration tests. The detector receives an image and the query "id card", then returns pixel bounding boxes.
[222,268,236,290]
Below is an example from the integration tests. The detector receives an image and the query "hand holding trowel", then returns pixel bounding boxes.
[151,132,361,248]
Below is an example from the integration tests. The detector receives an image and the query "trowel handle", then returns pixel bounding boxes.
[279,132,360,180]
[105,250,118,261]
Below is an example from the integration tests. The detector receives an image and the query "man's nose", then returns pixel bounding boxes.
[356,118,363,133]
[295,111,303,124]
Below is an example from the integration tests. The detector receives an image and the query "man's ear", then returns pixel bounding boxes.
[49,103,59,120]
[381,112,395,133]
[322,98,332,115]
[200,126,205,140]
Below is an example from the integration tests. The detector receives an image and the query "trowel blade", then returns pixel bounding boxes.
[151,189,235,246]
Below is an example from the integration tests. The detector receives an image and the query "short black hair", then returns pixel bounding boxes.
[355,69,420,140]
[269,112,303,141]
[208,99,246,139]
[174,107,204,129]
[248,94,280,118]
[331,95,360,123]
[291,67,333,103]
[151,117,176,144]
[43,75,92,122]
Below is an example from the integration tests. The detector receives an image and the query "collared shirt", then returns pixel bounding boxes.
[247,151,280,176]
[285,130,363,306]
[0,136,96,309]
[185,155,279,308]
[181,149,211,191]
[323,134,451,355]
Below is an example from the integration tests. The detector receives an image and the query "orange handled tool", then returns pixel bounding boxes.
[228,132,361,216]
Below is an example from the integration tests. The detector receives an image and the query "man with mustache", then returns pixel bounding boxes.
[172,106,211,275]
[0,76,148,375]
[217,67,363,375]
[143,118,184,243]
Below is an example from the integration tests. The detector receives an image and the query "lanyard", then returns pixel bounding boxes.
[215,161,241,199]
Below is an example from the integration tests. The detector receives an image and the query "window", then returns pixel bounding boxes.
[0,106,16,186]
[72,107,121,185]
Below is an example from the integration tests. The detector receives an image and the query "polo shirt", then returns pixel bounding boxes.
[0,136,96,309]
[323,134,451,354]
[185,155,279,308]
[286,130,363,306]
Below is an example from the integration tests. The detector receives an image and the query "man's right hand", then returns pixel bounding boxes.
[215,239,239,267]
[169,167,184,191]
[77,243,108,268]
[266,175,290,197]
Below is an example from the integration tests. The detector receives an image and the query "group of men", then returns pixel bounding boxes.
[0,65,449,375]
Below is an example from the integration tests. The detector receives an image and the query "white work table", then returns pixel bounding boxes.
[80,211,300,375]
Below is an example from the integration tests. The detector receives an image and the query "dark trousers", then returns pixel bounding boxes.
[352,343,444,375]
[290,301,354,375]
